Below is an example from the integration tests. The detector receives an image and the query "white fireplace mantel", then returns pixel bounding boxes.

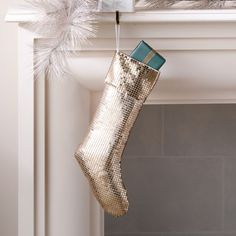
[6,8,236,104]
[5,7,236,236]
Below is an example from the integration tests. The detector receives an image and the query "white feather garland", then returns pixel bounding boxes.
[23,0,98,79]
[135,0,232,9]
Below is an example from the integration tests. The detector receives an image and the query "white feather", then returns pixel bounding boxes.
[136,0,230,9]
[23,0,98,79]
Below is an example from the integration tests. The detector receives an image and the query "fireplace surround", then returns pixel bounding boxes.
[5,8,236,236]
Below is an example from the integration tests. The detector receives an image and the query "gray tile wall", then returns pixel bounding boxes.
[105,105,236,236]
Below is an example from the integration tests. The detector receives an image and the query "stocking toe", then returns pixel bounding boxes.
[75,151,129,217]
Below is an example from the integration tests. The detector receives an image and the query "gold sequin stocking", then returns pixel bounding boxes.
[75,52,160,217]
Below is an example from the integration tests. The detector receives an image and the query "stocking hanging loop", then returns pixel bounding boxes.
[115,10,120,52]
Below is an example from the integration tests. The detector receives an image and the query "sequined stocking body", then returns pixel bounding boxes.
[75,52,160,217]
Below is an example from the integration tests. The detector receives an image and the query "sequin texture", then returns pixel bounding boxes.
[75,52,160,217]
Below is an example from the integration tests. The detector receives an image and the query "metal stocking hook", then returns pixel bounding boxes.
[116,10,120,25]
[115,10,120,52]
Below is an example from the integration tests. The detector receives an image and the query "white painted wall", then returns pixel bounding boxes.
[0,1,21,236]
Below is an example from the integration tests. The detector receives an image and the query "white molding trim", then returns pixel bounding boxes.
[145,99,236,105]
[69,38,236,51]
[101,9,236,22]
[34,74,46,236]
[18,27,35,236]
[5,8,236,23]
